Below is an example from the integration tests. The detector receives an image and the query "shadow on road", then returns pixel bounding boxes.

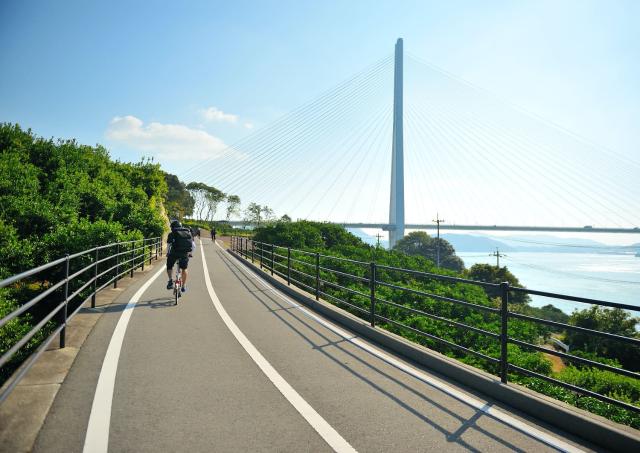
[79,297,177,315]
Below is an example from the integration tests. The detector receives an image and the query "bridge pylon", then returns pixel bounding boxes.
[388,38,405,249]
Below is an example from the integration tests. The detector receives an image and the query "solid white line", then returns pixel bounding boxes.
[202,241,356,453]
[229,248,585,453]
[83,266,165,453]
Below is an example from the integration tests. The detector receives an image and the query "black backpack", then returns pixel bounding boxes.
[171,228,193,253]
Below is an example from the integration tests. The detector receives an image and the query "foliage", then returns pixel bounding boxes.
[524,304,570,324]
[0,292,52,383]
[186,181,226,222]
[0,123,168,387]
[465,263,531,305]
[164,173,194,220]
[243,203,276,226]
[566,306,640,371]
[393,231,464,271]
[225,194,241,221]
[557,366,640,403]
[249,220,640,429]
[514,376,640,429]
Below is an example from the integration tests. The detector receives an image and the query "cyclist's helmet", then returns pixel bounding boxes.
[170,220,182,230]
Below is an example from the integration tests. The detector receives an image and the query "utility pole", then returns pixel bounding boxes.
[432,213,445,267]
[490,247,506,268]
[375,233,383,248]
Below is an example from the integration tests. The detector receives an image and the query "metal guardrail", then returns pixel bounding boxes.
[231,236,640,415]
[0,237,163,403]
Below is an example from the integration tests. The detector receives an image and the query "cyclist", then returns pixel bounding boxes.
[166,220,195,292]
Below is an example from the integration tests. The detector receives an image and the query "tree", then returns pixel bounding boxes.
[465,263,530,305]
[186,182,209,220]
[186,182,225,221]
[253,220,365,250]
[204,186,226,223]
[164,173,194,219]
[225,194,241,221]
[566,306,640,370]
[393,231,464,272]
[280,214,292,222]
[261,205,275,223]
[244,202,263,225]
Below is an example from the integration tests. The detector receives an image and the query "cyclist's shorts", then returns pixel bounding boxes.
[167,254,189,270]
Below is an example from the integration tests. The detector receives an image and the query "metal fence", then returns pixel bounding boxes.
[0,237,163,403]
[231,236,640,415]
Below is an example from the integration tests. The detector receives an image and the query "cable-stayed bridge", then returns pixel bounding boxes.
[3,40,640,453]
[180,39,640,247]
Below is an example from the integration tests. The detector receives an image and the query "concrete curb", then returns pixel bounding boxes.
[0,259,165,453]
[228,249,640,452]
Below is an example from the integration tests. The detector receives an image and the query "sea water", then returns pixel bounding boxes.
[457,252,640,314]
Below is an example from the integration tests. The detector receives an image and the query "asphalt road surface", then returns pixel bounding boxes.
[33,238,596,452]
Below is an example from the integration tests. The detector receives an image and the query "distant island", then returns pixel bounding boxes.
[348,229,640,255]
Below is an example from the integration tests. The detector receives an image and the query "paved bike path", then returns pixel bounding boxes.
[33,238,595,452]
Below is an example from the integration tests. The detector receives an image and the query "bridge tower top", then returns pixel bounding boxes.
[388,38,405,249]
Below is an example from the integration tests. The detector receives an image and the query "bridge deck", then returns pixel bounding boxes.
[33,238,595,452]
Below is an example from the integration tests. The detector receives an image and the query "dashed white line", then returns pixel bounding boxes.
[226,244,585,453]
[83,266,165,453]
[202,240,356,453]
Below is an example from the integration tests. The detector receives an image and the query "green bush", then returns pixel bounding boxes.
[249,220,640,429]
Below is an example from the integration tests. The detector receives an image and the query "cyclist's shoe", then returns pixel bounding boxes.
[166,279,174,290]
[181,286,187,293]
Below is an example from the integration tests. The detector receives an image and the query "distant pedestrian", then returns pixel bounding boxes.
[211,228,217,242]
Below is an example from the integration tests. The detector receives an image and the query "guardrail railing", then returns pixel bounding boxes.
[0,237,163,403]
[231,236,640,415]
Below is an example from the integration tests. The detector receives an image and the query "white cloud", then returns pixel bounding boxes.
[199,106,238,123]
[105,115,234,160]
[244,122,254,129]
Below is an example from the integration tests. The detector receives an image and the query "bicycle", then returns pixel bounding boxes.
[173,265,183,305]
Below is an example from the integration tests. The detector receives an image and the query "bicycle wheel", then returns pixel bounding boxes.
[174,285,178,305]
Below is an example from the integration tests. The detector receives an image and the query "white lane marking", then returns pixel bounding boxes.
[227,247,584,453]
[202,241,356,453]
[83,266,165,453]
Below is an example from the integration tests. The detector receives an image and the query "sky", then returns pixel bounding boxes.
[1,0,639,243]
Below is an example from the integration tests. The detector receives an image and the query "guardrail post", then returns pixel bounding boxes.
[370,262,376,327]
[141,239,146,271]
[315,253,320,300]
[155,239,159,260]
[114,243,120,288]
[60,254,69,348]
[260,242,263,269]
[148,239,153,265]
[92,248,98,308]
[500,281,510,384]
[130,242,134,278]
[270,244,274,276]
[287,247,291,285]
